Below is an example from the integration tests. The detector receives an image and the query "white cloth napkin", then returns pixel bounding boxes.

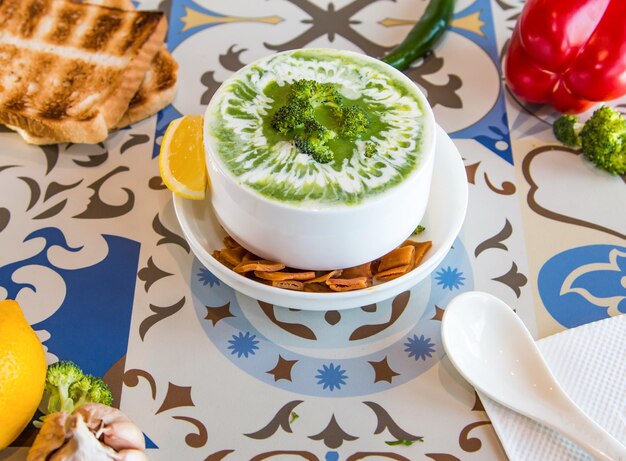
[480,314,626,460]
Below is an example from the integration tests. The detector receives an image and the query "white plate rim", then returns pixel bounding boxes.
[173,125,468,310]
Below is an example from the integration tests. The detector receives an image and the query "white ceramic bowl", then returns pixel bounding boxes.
[203,49,436,270]
[174,126,467,311]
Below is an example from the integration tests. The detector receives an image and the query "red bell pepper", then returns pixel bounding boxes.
[504,0,626,114]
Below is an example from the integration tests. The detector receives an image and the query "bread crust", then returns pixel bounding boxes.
[2,114,108,144]
[100,13,167,129]
[113,49,178,129]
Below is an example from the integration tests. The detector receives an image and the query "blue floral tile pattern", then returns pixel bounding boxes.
[198,267,220,287]
[404,335,436,361]
[316,363,348,391]
[435,266,466,290]
[227,331,260,358]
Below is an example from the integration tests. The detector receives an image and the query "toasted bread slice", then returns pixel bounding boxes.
[81,0,178,129]
[14,46,179,142]
[11,0,177,144]
[0,0,167,144]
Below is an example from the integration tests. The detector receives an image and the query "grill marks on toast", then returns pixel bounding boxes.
[0,43,19,96]
[121,13,162,53]
[153,49,177,92]
[0,0,23,29]
[40,60,116,121]
[90,0,178,131]
[3,50,54,114]
[21,0,50,37]
[126,49,177,111]
[82,10,122,51]
[0,0,166,141]
[76,0,178,118]
[0,46,108,121]
[50,7,84,44]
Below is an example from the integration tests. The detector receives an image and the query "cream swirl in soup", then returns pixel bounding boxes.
[205,49,428,206]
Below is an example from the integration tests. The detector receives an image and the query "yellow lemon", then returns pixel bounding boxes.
[159,115,207,200]
[0,300,47,449]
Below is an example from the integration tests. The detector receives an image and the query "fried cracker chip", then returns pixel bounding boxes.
[242,251,262,262]
[304,282,333,293]
[211,251,225,265]
[375,264,411,281]
[340,263,372,279]
[214,233,434,292]
[377,246,415,274]
[223,236,240,249]
[254,270,316,281]
[304,270,342,284]
[402,240,433,268]
[327,276,371,292]
[272,280,304,291]
[220,246,248,266]
[212,250,236,269]
[233,260,285,273]
[370,258,381,275]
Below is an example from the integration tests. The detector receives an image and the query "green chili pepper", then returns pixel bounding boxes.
[381,0,456,71]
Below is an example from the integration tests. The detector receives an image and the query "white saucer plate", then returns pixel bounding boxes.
[173,125,468,311]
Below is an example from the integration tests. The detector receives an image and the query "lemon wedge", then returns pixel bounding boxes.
[159,115,207,200]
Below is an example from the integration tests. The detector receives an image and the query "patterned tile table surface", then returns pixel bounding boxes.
[1,0,625,459]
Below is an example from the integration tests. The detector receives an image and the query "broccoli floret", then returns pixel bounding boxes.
[317,84,343,109]
[291,79,343,108]
[290,79,318,100]
[364,142,377,158]
[553,114,582,147]
[339,106,368,138]
[271,79,373,164]
[44,361,113,416]
[69,375,114,408]
[579,106,626,175]
[303,119,336,142]
[412,224,426,235]
[294,136,333,163]
[295,119,336,162]
[271,99,313,135]
[45,361,84,414]
[302,118,321,135]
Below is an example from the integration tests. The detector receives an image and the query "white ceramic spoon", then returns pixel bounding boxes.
[441,291,626,461]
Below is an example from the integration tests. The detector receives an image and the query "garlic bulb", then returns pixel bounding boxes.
[28,403,148,461]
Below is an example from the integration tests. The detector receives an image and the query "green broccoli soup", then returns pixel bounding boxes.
[205,49,429,205]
